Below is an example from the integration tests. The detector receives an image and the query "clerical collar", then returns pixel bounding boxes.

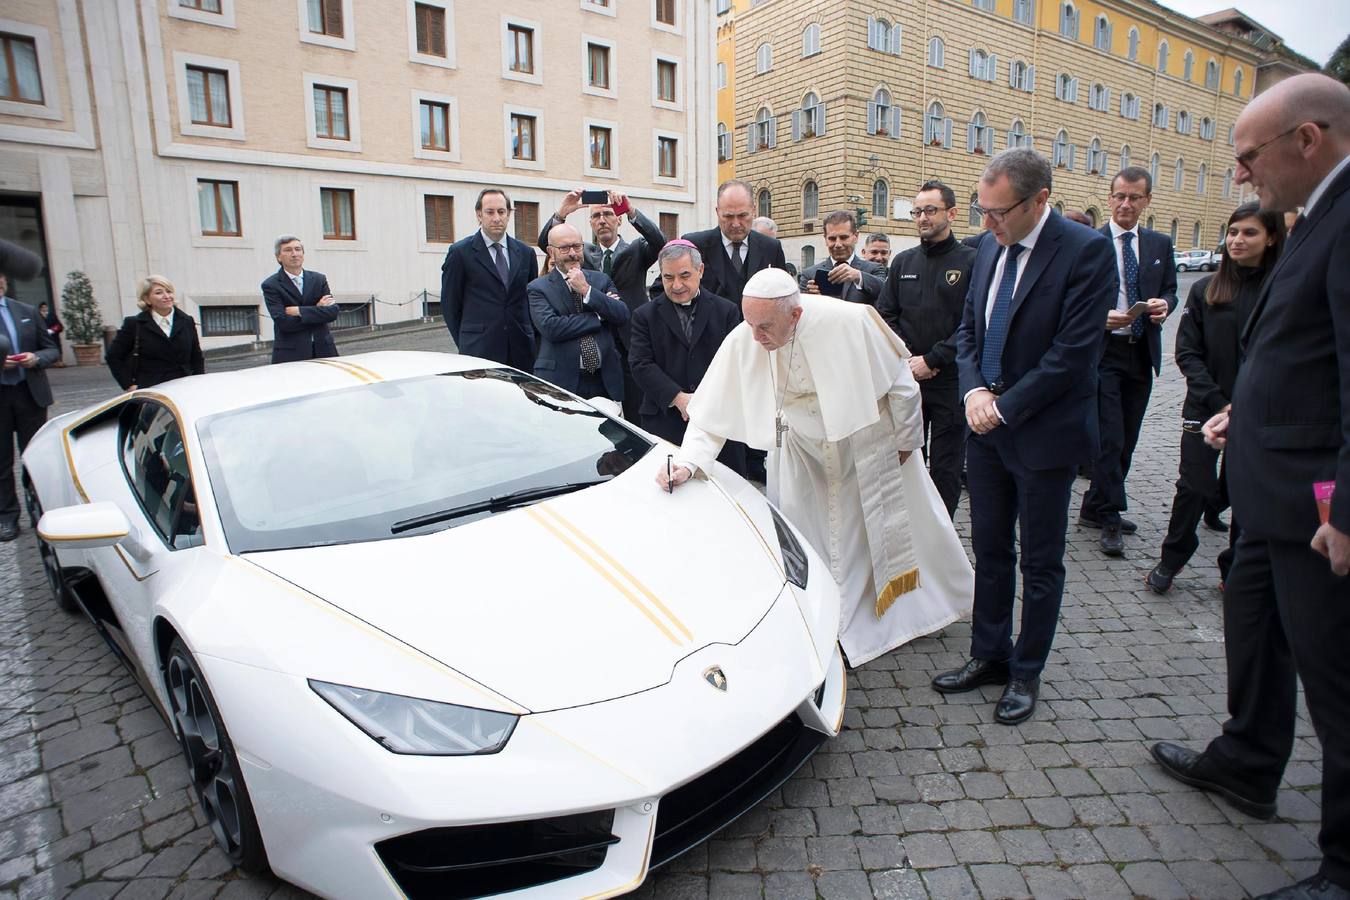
[920,233,957,255]
[671,291,698,307]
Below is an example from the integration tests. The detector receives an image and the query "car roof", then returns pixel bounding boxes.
[138,351,510,424]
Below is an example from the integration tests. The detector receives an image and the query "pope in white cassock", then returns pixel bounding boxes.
[656,268,974,666]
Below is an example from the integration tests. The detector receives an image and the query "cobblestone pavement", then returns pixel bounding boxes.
[1,281,1326,899]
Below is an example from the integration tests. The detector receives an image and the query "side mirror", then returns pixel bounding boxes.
[37,502,132,549]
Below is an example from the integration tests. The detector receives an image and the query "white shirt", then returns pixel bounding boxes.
[982,203,1051,327]
[1304,152,1350,219]
[152,309,174,337]
[721,232,746,267]
[288,270,304,294]
[480,229,509,272]
[1108,219,1141,335]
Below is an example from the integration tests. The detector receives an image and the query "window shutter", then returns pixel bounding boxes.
[767,117,777,148]
[1071,77,1079,101]
[967,123,977,153]
[943,117,952,148]
[1010,63,1019,88]
[1028,65,1036,92]
[969,48,978,77]
[1067,144,1077,170]
[890,106,902,138]
[791,109,802,141]
[890,24,902,55]
[747,127,756,154]
[924,112,933,144]
[817,103,827,136]
[867,101,878,135]
[1101,153,1111,175]
[988,54,997,81]
[1107,24,1113,49]
[1006,129,1016,148]
[324,0,343,37]
[866,16,876,49]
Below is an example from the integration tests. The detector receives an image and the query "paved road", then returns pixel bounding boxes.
[1,276,1326,898]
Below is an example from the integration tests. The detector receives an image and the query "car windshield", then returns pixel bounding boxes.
[197,369,652,552]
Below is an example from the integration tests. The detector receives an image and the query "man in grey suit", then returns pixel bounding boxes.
[805,210,885,305]
[0,269,60,541]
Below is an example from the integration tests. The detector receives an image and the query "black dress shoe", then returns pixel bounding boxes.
[1100,524,1124,556]
[1149,742,1277,819]
[1078,514,1137,534]
[1146,563,1176,594]
[1256,875,1350,899]
[931,658,1010,694]
[0,521,18,542]
[994,677,1039,724]
[1203,510,1230,532]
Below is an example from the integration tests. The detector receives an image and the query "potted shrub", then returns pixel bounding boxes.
[61,270,104,366]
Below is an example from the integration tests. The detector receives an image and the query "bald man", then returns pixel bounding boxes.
[1150,74,1350,900]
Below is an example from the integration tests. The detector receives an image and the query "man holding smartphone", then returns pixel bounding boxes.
[1079,167,1178,556]
[805,210,885,305]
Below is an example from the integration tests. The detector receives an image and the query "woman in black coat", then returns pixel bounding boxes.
[107,275,206,390]
[1146,203,1285,593]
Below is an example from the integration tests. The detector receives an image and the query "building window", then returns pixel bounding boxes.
[1087,137,1105,174]
[307,0,344,37]
[1120,92,1138,119]
[1059,2,1079,39]
[1183,50,1194,81]
[1089,82,1109,111]
[867,17,900,55]
[1157,40,1169,72]
[802,180,819,219]
[1223,168,1233,199]
[802,23,820,57]
[756,42,773,74]
[511,113,536,160]
[1010,60,1035,92]
[1205,59,1219,89]
[927,36,944,68]
[414,3,446,56]
[717,0,731,13]
[1007,118,1027,148]
[924,101,951,148]
[514,202,539,242]
[656,59,677,102]
[424,194,454,243]
[872,180,888,218]
[1177,110,1191,135]
[1093,15,1111,51]
[186,65,231,126]
[508,24,534,74]
[1233,68,1244,97]
[1192,221,1202,246]
[659,212,679,240]
[969,192,982,226]
[320,188,355,240]
[1052,130,1069,167]
[313,85,349,140]
[1228,123,1235,145]
[1173,157,1184,192]
[181,0,223,10]
[717,62,727,89]
[1150,152,1160,185]
[419,100,449,150]
[200,305,257,337]
[972,0,995,10]
[1013,0,1034,25]
[1197,164,1207,195]
[587,43,610,89]
[657,136,677,178]
[1055,73,1078,102]
[793,91,824,139]
[589,125,612,169]
[1169,219,1178,243]
[801,246,815,269]
[717,122,731,161]
[967,111,993,154]
[1120,144,1131,170]
[750,106,775,152]
[757,189,771,218]
[196,180,239,236]
[1200,117,1215,140]
[654,0,675,27]
[1127,27,1139,60]
[1153,102,1168,129]
[969,48,996,81]
[869,88,900,137]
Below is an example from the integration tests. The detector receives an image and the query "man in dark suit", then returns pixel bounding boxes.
[261,236,339,363]
[680,179,787,311]
[1151,74,1350,900]
[1079,167,1179,555]
[529,223,628,400]
[0,270,60,541]
[629,240,745,475]
[932,148,1117,725]
[804,210,885,305]
[441,188,538,369]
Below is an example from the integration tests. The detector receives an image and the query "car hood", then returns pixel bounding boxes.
[245,471,788,712]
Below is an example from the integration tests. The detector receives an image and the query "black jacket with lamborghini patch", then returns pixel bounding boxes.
[877,233,977,372]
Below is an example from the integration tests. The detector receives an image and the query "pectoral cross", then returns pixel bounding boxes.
[775,413,789,448]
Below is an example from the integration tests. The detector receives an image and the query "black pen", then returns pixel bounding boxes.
[667,454,674,494]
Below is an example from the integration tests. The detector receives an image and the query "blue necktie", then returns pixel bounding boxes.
[0,301,22,386]
[980,243,1024,387]
[1120,232,1145,339]
[491,243,510,286]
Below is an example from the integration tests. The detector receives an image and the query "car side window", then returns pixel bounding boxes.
[119,402,204,550]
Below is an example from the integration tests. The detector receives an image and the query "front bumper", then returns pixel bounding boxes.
[201,587,846,899]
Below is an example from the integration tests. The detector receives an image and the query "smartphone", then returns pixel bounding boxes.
[1127,301,1151,318]
[813,266,845,297]
[5,354,23,361]
[580,189,609,205]
[609,197,630,216]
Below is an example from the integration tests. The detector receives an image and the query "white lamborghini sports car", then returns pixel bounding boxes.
[23,351,846,899]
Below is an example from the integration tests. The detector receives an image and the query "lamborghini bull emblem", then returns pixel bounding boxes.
[945,269,963,286]
[703,666,728,692]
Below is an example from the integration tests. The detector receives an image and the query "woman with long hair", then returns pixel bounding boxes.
[107,275,206,390]
[1146,203,1286,593]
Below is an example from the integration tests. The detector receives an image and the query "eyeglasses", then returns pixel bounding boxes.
[1109,193,1149,204]
[914,205,953,218]
[550,242,585,253]
[1235,121,1329,169]
[970,194,1032,224]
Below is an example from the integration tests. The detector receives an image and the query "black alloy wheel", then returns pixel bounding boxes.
[164,636,270,874]
[22,473,80,613]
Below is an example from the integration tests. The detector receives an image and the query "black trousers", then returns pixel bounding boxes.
[1160,430,1239,578]
[617,341,642,423]
[1082,336,1153,525]
[920,374,965,518]
[966,431,1077,680]
[0,383,49,526]
[1205,534,1350,888]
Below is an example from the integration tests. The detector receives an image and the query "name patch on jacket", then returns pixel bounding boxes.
[898,274,919,281]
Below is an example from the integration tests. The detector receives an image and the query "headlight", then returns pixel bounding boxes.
[769,506,809,589]
[310,680,518,755]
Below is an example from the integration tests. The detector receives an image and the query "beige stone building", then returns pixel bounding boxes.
[718,0,1314,269]
[0,0,715,353]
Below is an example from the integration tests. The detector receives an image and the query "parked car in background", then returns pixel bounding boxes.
[1173,248,1216,272]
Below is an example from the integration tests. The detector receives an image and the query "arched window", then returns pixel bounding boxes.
[1056,72,1078,102]
[1007,118,1027,148]
[797,90,823,137]
[1052,129,1069,167]
[1088,137,1104,173]
[867,17,900,54]
[1121,92,1138,119]
[1170,219,1178,243]
[1197,163,1207,195]
[872,180,889,218]
[756,41,773,74]
[1013,0,1034,25]
[869,87,899,136]
[1192,221,1202,246]
[802,23,821,57]
[1153,102,1168,128]
[757,188,772,218]
[925,100,948,146]
[802,179,819,219]
[1010,59,1034,92]
[1150,152,1160,185]
[1199,117,1214,140]
[801,245,815,269]
[1157,40,1169,72]
[1089,83,1109,110]
[1127,27,1139,60]
[1205,58,1219,89]
[1085,207,1099,227]
[1120,144,1131,171]
[1233,68,1244,96]
[716,122,730,162]
[1173,156,1185,192]
[967,110,991,154]
[1093,14,1111,51]
[970,48,994,81]
[1183,50,1194,81]
[1147,215,1155,230]
[1059,2,1079,39]
[927,36,945,68]
[1177,110,1191,135]
[752,106,775,152]
[1223,168,1234,199]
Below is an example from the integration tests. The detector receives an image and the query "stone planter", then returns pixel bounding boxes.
[73,343,103,366]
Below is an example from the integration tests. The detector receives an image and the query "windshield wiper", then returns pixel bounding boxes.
[390,481,606,534]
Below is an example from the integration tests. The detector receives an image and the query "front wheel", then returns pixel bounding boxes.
[1176,264,1188,272]
[22,473,80,613]
[165,637,270,875]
